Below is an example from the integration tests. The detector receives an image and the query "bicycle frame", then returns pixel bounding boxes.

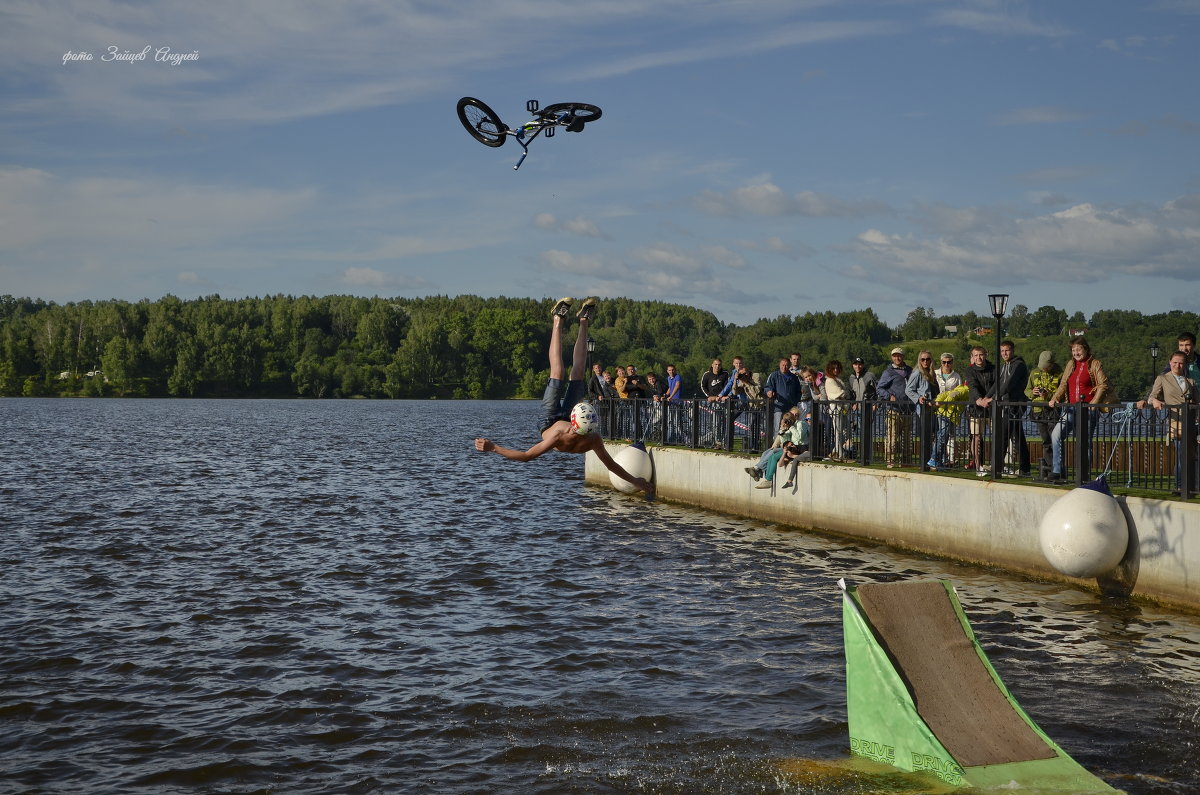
[510,100,560,170]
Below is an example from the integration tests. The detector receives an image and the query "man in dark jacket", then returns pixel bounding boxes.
[964,345,996,474]
[996,340,1030,477]
[876,348,913,467]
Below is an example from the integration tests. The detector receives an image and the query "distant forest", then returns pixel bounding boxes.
[0,294,1195,401]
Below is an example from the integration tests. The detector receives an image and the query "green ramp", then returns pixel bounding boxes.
[840,578,1120,791]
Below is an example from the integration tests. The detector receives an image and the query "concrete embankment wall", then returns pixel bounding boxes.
[585,444,1200,612]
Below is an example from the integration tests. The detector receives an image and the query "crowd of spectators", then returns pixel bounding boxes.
[589,331,1200,492]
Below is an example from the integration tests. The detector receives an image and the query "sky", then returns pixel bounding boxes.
[2,0,1199,328]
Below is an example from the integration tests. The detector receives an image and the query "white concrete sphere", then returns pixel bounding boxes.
[609,444,653,493]
[1039,487,1129,578]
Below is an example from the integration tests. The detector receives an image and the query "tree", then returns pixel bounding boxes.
[1028,305,1067,337]
[898,307,937,341]
[1007,304,1030,337]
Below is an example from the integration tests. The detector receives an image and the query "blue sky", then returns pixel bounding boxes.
[2,0,1198,327]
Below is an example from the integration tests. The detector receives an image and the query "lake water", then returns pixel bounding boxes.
[2,398,1198,794]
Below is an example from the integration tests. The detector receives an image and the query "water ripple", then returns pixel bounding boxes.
[2,398,1198,793]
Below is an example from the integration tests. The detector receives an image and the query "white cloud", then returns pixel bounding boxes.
[736,236,815,260]
[533,212,608,239]
[848,197,1200,293]
[930,2,1072,37]
[341,267,430,289]
[694,180,892,218]
[539,243,763,305]
[0,166,315,250]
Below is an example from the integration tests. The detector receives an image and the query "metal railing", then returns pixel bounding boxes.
[594,397,1198,499]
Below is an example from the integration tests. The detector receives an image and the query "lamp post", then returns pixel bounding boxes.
[1150,341,1160,379]
[988,294,1009,481]
[586,336,596,373]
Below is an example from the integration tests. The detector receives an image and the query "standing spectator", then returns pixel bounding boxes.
[822,360,850,460]
[613,365,630,437]
[588,362,606,401]
[1048,336,1112,482]
[644,371,665,437]
[847,357,878,401]
[700,358,727,447]
[719,358,758,445]
[877,347,914,468]
[997,340,1031,478]
[1174,332,1200,382]
[701,358,726,401]
[625,365,646,401]
[846,356,878,459]
[1026,350,1062,480]
[613,365,629,399]
[1138,351,1197,494]
[906,351,938,462]
[964,346,996,475]
[765,358,801,418]
[664,364,684,444]
[934,353,963,394]
[932,353,964,468]
[905,350,938,413]
[789,352,803,378]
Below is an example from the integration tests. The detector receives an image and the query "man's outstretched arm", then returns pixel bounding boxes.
[474,436,555,462]
[589,438,653,494]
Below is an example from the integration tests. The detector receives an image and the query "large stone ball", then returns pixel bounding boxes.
[609,443,653,494]
[1039,486,1130,578]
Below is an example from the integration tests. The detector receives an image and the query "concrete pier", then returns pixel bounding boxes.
[586,444,1200,612]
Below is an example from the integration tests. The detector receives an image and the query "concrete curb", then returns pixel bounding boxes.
[586,444,1200,612]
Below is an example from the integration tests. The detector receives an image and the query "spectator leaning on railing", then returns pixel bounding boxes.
[1137,351,1198,495]
[1047,336,1112,482]
[1026,350,1063,481]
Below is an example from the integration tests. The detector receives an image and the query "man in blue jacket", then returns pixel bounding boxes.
[764,357,801,425]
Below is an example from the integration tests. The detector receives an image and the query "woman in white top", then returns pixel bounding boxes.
[821,360,850,460]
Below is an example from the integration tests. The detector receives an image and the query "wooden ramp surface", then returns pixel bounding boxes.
[856,581,1057,768]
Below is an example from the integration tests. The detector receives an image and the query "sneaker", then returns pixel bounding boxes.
[551,297,573,317]
[977,467,990,478]
[754,481,773,489]
[744,466,762,481]
[1001,467,1018,479]
[576,297,597,322]
[782,480,794,488]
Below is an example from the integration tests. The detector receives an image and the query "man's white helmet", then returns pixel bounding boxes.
[570,401,599,435]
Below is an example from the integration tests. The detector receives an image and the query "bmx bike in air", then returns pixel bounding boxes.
[456,97,603,170]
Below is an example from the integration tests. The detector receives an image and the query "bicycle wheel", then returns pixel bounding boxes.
[456,97,506,147]
[539,102,602,124]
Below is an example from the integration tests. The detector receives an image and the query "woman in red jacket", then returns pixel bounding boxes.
[1047,336,1112,482]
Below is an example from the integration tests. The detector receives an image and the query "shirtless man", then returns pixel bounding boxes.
[474,297,654,495]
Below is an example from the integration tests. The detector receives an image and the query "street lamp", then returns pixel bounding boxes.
[988,294,1009,480]
[1150,340,1160,378]
[586,336,596,371]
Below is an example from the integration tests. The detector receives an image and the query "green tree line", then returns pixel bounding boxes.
[0,294,1193,401]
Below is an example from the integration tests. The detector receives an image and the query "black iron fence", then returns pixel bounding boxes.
[593,397,1199,499]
